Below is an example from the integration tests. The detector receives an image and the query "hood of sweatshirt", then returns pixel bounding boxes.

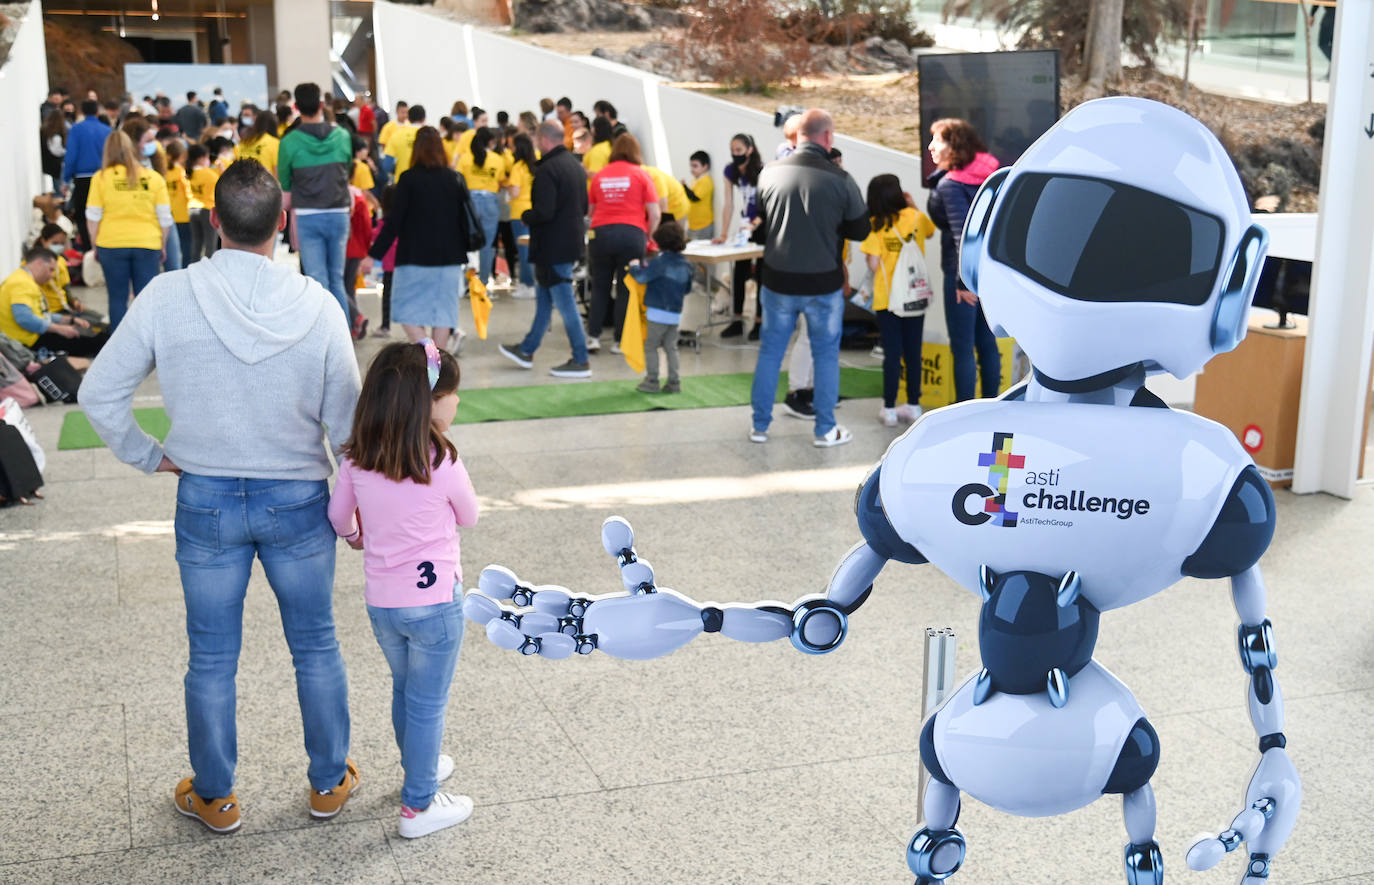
[186,249,327,365]
[948,151,1000,186]
[297,121,334,141]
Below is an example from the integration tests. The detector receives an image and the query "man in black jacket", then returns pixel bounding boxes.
[500,121,591,378]
[748,109,868,448]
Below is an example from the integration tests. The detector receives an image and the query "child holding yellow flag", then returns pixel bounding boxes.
[625,221,693,393]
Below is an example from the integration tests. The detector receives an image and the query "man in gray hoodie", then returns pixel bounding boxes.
[81,159,363,835]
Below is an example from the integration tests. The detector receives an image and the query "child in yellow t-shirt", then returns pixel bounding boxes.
[164,140,192,270]
[684,151,715,240]
[186,144,221,262]
[859,173,936,427]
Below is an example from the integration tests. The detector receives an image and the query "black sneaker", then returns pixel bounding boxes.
[747,325,760,341]
[783,390,815,419]
[662,380,681,394]
[498,342,534,369]
[720,320,744,338]
[550,360,592,378]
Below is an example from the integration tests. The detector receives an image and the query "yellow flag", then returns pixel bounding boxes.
[467,268,492,340]
[621,271,648,374]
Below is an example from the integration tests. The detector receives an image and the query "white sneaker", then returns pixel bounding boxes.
[813,425,853,448]
[896,403,924,423]
[586,335,601,353]
[398,791,472,838]
[749,427,768,443]
[512,284,536,299]
[869,345,885,359]
[609,341,623,355]
[878,407,898,427]
[436,754,454,783]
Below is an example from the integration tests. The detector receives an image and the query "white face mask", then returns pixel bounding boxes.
[241,115,253,126]
[141,141,158,157]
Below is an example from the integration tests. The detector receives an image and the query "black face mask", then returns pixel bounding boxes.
[733,153,748,166]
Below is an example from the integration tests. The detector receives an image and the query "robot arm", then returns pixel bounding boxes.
[1185,567,1301,882]
[462,516,894,660]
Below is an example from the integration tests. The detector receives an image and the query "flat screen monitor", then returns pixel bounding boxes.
[1252,257,1310,327]
[917,50,1060,182]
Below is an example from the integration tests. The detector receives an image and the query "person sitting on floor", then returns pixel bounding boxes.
[1,246,109,361]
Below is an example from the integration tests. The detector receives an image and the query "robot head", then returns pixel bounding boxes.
[960,97,1267,382]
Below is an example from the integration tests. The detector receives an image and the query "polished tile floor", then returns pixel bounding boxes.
[0,276,1369,884]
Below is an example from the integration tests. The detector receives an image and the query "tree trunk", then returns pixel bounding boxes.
[1082,0,1125,89]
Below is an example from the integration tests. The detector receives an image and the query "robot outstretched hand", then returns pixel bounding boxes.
[464,516,868,660]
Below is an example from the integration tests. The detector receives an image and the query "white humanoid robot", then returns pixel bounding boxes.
[464,97,1301,884]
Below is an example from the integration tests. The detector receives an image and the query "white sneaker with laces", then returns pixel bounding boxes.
[878,407,898,427]
[896,403,924,423]
[813,425,853,448]
[398,791,473,839]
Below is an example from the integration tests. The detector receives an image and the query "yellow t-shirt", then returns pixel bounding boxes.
[88,164,170,250]
[386,125,420,177]
[351,161,375,191]
[456,128,477,159]
[687,173,714,231]
[165,166,191,223]
[277,121,289,137]
[40,255,72,313]
[442,138,460,167]
[583,141,612,176]
[378,119,399,147]
[458,150,505,193]
[189,166,220,210]
[235,133,280,176]
[860,206,936,312]
[647,168,690,222]
[0,267,48,347]
[507,160,534,218]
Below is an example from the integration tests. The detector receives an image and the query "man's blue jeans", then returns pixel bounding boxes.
[295,211,351,324]
[98,246,160,330]
[367,591,464,809]
[942,274,1001,401]
[520,261,588,363]
[751,286,843,437]
[174,474,350,799]
[470,191,500,285]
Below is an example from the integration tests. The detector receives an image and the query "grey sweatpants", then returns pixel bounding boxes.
[645,320,680,383]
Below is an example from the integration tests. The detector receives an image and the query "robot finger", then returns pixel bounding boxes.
[600,516,635,558]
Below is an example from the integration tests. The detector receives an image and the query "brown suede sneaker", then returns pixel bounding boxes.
[174,777,241,834]
[309,758,361,819]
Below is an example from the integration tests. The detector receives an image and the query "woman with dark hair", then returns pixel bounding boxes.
[712,133,764,338]
[367,126,476,352]
[927,117,1001,401]
[504,133,538,297]
[40,109,67,189]
[235,109,280,175]
[584,116,613,176]
[457,127,504,284]
[861,173,937,426]
[586,133,661,352]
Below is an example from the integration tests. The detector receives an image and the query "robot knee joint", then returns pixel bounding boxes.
[907,828,965,880]
[1124,841,1163,885]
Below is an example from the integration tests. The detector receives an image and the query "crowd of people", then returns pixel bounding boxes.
[3,73,1015,844]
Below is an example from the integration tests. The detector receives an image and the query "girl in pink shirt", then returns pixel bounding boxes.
[328,340,478,838]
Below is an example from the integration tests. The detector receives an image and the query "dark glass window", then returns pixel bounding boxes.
[990,173,1224,306]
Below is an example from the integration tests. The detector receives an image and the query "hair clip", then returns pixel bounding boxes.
[419,338,440,390]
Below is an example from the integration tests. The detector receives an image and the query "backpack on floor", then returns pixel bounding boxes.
[887,232,934,318]
[29,356,81,404]
[0,397,45,473]
[0,356,40,408]
[0,422,42,505]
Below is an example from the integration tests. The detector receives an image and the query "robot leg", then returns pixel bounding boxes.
[1122,785,1163,885]
[908,730,966,885]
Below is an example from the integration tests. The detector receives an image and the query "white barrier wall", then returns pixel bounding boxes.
[1,1,49,265]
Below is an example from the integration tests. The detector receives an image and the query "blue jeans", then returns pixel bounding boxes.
[470,191,500,284]
[98,246,161,330]
[751,286,843,437]
[174,474,349,799]
[296,211,351,324]
[510,219,534,287]
[176,222,192,265]
[943,274,1001,401]
[163,223,183,272]
[520,261,588,363]
[367,591,465,809]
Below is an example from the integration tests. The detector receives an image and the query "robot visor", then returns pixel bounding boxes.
[989,173,1224,306]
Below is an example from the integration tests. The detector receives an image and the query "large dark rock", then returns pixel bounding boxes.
[514,0,684,33]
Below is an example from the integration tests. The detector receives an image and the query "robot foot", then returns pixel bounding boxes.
[1124,840,1163,885]
[907,826,965,882]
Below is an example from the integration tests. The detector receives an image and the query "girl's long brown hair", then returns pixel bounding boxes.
[344,343,460,484]
[102,130,144,181]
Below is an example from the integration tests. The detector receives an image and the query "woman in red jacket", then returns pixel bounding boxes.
[586,134,661,353]
[344,181,373,339]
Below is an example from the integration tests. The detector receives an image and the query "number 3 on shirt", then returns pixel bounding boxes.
[416,561,437,589]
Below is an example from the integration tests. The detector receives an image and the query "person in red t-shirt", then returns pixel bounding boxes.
[355,96,375,136]
[586,134,661,350]
[344,185,374,338]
